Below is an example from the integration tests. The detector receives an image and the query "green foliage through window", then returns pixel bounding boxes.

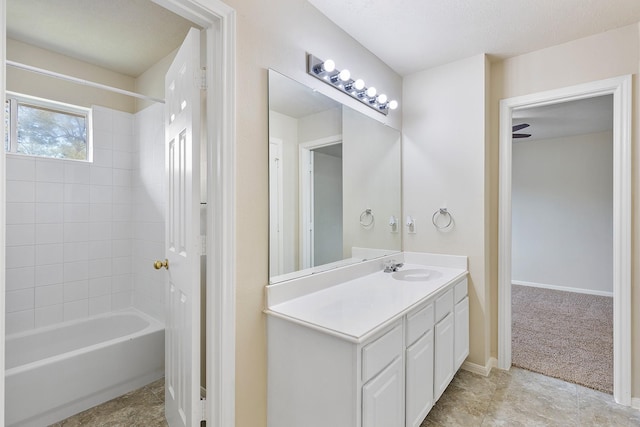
[5,94,89,161]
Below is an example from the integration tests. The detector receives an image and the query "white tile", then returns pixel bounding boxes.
[89,295,112,316]
[63,241,89,262]
[36,159,65,182]
[35,182,64,203]
[113,110,134,136]
[93,148,113,168]
[89,241,112,259]
[112,275,132,292]
[92,106,113,131]
[64,261,89,282]
[35,203,64,223]
[35,223,63,245]
[88,258,112,279]
[113,150,132,170]
[112,222,132,239]
[64,280,89,302]
[35,264,63,286]
[63,203,90,222]
[35,304,64,327]
[6,156,35,181]
[90,204,113,222]
[63,299,89,321]
[6,224,35,246]
[64,184,91,203]
[6,181,35,203]
[36,243,64,265]
[112,239,132,257]
[6,245,35,269]
[112,291,133,310]
[35,284,64,307]
[112,204,131,221]
[90,185,112,204]
[6,203,35,225]
[90,166,113,185]
[89,277,112,297]
[6,289,34,313]
[92,130,113,150]
[112,169,131,187]
[112,186,131,204]
[64,162,90,184]
[6,267,35,291]
[6,310,34,335]
[63,222,90,242]
[112,257,132,276]
[89,222,112,241]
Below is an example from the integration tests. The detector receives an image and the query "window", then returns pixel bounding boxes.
[5,92,91,161]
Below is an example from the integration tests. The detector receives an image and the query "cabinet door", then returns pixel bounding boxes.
[405,330,434,427]
[434,312,454,401]
[362,356,404,427]
[454,296,469,371]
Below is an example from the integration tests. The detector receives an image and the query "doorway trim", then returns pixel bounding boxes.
[498,75,631,405]
[0,0,237,425]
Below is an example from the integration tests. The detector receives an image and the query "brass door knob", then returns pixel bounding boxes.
[154,259,169,270]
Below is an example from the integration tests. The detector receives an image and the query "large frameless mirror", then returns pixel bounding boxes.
[268,69,401,284]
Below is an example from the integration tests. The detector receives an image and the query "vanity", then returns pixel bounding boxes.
[265,252,469,427]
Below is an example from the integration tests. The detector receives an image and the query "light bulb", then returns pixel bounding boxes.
[366,87,377,98]
[377,94,388,104]
[323,59,336,73]
[388,100,398,110]
[338,69,351,82]
[354,79,365,90]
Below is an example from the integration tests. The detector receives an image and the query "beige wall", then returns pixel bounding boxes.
[7,38,135,113]
[490,23,640,396]
[222,0,402,425]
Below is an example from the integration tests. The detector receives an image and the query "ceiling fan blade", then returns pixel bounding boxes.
[512,133,531,138]
[512,123,530,132]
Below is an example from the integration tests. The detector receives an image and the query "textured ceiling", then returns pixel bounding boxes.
[308,0,640,76]
[7,0,197,77]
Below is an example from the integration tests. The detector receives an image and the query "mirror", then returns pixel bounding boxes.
[268,70,401,283]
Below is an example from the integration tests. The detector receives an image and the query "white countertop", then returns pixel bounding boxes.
[267,262,467,342]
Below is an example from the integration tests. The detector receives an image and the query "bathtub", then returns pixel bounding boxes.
[5,308,165,427]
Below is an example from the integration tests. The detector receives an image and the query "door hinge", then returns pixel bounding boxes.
[200,398,207,422]
[200,67,207,90]
[200,235,207,256]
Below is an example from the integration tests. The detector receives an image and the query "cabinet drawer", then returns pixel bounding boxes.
[406,302,434,346]
[435,289,453,322]
[454,278,468,303]
[362,324,403,383]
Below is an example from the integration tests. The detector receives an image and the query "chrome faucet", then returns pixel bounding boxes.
[383,260,404,273]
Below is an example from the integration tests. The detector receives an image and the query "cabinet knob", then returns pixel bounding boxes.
[154,259,169,270]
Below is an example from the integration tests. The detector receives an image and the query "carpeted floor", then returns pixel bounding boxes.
[511,284,613,394]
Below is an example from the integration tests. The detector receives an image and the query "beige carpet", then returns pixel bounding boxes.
[511,284,613,394]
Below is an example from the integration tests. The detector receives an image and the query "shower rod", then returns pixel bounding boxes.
[6,60,166,104]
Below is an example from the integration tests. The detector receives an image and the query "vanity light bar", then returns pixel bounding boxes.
[307,54,398,116]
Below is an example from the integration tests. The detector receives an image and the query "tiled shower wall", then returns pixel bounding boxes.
[5,106,134,334]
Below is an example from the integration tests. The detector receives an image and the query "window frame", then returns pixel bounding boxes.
[5,91,93,162]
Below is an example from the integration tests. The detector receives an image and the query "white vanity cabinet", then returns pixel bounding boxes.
[266,261,469,427]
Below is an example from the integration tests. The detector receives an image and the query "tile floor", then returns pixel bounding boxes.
[49,368,640,426]
[422,367,640,426]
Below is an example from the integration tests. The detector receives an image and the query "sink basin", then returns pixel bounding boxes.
[392,268,442,282]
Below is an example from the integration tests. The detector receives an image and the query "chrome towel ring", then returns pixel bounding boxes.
[432,208,453,229]
[360,208,374,228]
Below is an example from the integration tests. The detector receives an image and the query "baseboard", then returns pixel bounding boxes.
[461,357,497,377]
[512,280,613,297]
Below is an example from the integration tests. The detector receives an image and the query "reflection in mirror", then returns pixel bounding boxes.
[268,69,401,283]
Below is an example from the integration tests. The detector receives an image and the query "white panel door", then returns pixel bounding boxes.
[269,138,284,276]
[434,312,454,401]
[164,27,202,427]
[405,330,434,427]
[362,356,404,427]
[454,296,470,371]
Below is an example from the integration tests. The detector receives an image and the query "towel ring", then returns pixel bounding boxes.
[360,208,374,228]
[432,208,453,229]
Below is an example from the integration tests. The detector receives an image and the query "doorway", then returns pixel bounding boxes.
[498,75,632,405]
[0,0,236,425]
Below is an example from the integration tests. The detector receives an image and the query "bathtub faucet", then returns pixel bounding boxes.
[383,260,403,273]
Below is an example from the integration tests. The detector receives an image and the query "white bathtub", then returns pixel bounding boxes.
[5,308,165,427]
